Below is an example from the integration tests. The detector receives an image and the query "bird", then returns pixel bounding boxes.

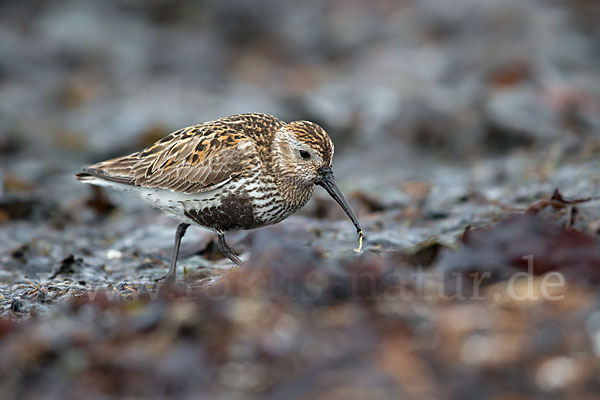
[75,113,363,280]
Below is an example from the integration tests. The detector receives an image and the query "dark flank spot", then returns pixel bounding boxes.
[184,191,257,231]
[195,142,204,151]
[191,154,199,163]
[210,138,220,147]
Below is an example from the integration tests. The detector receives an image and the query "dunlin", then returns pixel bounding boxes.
[76,113,362,280]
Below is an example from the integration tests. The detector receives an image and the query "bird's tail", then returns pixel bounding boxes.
[74,154,139,186]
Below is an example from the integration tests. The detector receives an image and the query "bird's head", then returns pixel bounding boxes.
[273,120,334,186]
[273,120,363,246]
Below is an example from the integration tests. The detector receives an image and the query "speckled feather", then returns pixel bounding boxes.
[76,113,335,233]
[81,114,282,193]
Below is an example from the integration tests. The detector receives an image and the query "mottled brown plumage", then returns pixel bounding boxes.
[76,113,361,280]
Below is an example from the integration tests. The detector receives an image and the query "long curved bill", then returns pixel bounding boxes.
[316,166,364,253]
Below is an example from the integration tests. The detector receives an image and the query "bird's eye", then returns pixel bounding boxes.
[299,150,311,159]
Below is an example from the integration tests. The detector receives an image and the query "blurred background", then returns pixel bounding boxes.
[2,0,600,399]
[2,0,599,199]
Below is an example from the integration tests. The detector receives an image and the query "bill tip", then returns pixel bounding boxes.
[353,230,364,253]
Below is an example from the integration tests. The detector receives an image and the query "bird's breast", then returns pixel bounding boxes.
[187,174,314,231]
[137,171,315,232]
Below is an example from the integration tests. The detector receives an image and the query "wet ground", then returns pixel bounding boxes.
[1,0,600,399]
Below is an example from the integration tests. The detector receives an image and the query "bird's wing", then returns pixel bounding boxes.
[78,124,258,194]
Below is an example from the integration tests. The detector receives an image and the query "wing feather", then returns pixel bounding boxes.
[78,124,257,194]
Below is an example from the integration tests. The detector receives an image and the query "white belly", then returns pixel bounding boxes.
[82,175,270,229]
[82,177,221,225]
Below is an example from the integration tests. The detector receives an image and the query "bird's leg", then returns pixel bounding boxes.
[217,233,244,266]
[157,223,190,281]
